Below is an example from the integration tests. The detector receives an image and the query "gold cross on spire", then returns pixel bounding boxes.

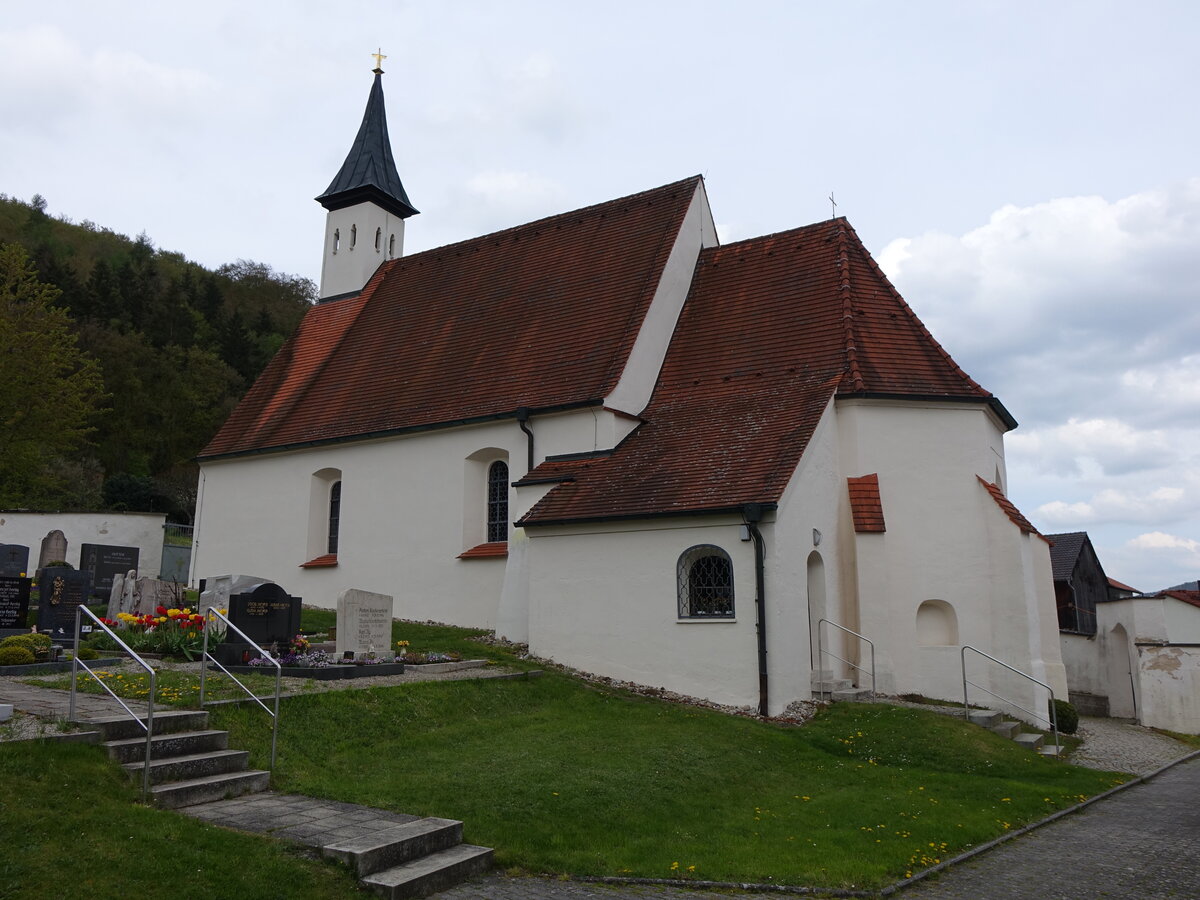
[372,48,387,72]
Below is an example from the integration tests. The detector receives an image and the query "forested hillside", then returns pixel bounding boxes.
[0,193,314,519]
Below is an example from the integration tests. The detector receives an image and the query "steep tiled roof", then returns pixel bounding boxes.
[1159,589,1200,610]
[978,477,1050,543]
[1045,531,1088,580]
[520,220,999,524]
[848,474,886,533]
[201,177,701,459]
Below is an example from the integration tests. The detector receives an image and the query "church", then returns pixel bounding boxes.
[192,65,1068,718]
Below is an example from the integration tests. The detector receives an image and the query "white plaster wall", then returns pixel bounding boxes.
[523,516,761,710]
[0,511,166,577]
[530,408,640,463]
[193,416,568,627]
[1163,599,1200,643]
[836,399,1066,722]
[1060,633,1105,696]
[604,181,718,416]
[1136,645,1200,734]
[319,201,404,299]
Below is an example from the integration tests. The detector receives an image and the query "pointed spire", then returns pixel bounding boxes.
[316,68,418,219]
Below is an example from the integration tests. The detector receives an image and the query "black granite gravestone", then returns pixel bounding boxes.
[0,544,30,578]
[0,576,31,629]
[78,544,139,599]
[228,582,301,646]
[36,568,94,640]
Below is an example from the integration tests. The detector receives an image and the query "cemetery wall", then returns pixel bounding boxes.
[0,511,166,577]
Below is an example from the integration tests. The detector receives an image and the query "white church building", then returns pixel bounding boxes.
[192,65,1067,718]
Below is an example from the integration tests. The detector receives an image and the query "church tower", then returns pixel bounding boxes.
[315,55,418,300]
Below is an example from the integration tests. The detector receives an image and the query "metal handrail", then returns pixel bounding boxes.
[961,645,1059,755]
[199,609,282,773]
[69,606,157,799]
[817,618,876,699]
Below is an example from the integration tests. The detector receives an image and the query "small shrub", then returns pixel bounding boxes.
[76,647,101,661]
[1051,698,1079,734]
[0,634,36,651]
[42,560,73,569]
[27,633,52,651]
[0,645,35,667]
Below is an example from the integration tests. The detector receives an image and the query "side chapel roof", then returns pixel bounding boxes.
[519,220,1003,524]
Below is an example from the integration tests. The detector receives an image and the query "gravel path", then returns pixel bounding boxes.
[1068,715,1192,774]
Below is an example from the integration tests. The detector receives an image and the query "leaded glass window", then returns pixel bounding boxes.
[677,545,734,618]
[327,480,342,555]
[487,461,509,543]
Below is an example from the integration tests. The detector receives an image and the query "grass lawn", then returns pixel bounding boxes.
[0,740,367,900]
[213,672,1123,890]
[9,620,1130,892]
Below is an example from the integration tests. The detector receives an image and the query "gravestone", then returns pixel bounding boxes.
[0,544,30,578]
[228,582,301,647]
[336,588,394,659]
[37,530,67,570]
[0,576,31,629]
[199,573,272,616]
[36,568,94,641]
[79,543,139,599]
[107,572,179,619]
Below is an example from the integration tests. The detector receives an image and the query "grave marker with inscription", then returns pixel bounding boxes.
[79,544,139,599]
[335,588,394,659]
[228,582,301,646]
[36,568,94,640]
[0,576,31,629]
[0,544,30,578]
[37,530,67,570]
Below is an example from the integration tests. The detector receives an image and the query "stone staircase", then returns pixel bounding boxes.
[967,709,1063,756]
[88,709,270,808]
[811,673,873,702]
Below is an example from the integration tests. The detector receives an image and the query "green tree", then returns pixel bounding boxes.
[0,242,107,507]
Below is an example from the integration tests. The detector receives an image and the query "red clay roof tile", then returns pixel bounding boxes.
[848,474,886,533]
[977,477,1050,543]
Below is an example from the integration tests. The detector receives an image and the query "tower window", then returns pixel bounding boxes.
[333,229,340,253]
[375,227,382,251]
[350,224,357,249]
[389,233,396,257]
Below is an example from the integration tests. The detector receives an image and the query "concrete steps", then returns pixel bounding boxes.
[361,843,495,899]
[968,709,1059,756]
[85,709,270,809]
[811,675,874,702]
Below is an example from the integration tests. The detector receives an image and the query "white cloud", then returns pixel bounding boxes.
[1036,486,1190,527]
[1129,531,1200,553]
[1007,417,1175,478]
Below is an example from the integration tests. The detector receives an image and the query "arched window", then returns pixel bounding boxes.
[677,545,734,618]
[327,480,342,555]
[375,227,382,251]
[333,229,340,253]
[389,233,396,257]
[350,224,357,249]
[487,461,509,543]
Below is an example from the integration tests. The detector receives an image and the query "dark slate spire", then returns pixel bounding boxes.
[316,69,418,219]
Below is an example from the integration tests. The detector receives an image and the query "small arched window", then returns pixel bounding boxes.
[677,545,734,618]
[389,233,396,257]
[487,461,509,543]
[375,227,382,251]
[333,229,340,253]
[350,224,357,249]
[327,480,342,555]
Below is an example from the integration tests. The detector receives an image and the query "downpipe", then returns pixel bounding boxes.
[743,503,768,716]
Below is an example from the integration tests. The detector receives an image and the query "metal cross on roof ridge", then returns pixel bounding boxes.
[372,47,387,72]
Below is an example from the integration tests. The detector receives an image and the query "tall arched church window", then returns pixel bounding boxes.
[333,229,340,253]
[389,233,396,257]
[677,546,734,618]
[487,461,509,543]
[327,480,342,555]
[350,224,357,249]
[375,227,382,251]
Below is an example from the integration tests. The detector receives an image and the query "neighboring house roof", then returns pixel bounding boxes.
[1045,531,1089,580]
[316,70,417,219]
[201,177,700,459]
[519,220,1001,525]
[847,474,886,533]
[977,477,1049,542]
[1107,577,1139,593]
[1158,589,1200,610]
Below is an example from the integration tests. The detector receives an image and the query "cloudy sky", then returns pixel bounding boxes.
[2,1,1197,590]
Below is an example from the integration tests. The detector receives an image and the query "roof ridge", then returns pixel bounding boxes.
[389,175,704,268]
[835,220,866,391]
[838,219,988,396]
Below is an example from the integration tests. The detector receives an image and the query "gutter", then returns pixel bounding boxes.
[743,502,769,717]
[837,390,1018,431]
